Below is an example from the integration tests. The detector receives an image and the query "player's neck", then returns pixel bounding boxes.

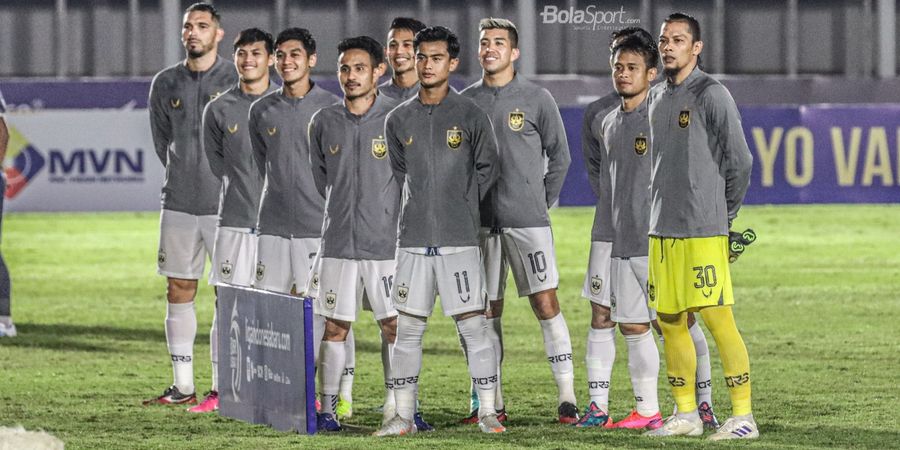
[418,83,450,105]
[283,77,312,98]
[482,67,514,88]
[241,77,270,96]
[345,91,377,115]
[620,89,648,112]
[667,61,697,86]
[393,70,418,89]
[185,52,218,73]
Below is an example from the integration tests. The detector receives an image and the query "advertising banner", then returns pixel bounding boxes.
[3,110,164,212]
[217,286,316,434]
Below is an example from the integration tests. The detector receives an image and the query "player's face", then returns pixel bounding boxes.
[181,11,223,58]
[386,28,416,75]
[478,28,519,75]
[611,50,656,98]
[276,40,317,84]
[658,21,701,74]
[235,41,273,84]
[415,41,458,89]
[338,48,385,101]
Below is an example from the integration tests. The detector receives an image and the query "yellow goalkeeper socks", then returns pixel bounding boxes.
[700,305,752,416]
[657,312,697,413]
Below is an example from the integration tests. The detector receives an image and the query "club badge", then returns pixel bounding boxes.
[678,110,690,128]
[508,109,525,131]
[634,135,648,155]
[590,276,603,295]
[220,261,233,279]
[311,273,319,289]
[447,127,462,150]
[255,263,265,281]
[372,136,387,159]
[157,249,167,266]
[325,291,337,309]
[647,282,655,302]
[396,285,409,304]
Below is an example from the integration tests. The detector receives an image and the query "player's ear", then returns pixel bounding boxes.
[692,40,703,56]
[374,62,387,78]
[215,27,225,44]
[449,57,459,72]
[510,47,520,63]
[648,66,658,82]
[267,53,275,67]
[308,53,318,68]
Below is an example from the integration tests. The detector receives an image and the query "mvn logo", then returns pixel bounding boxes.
[3,125,46,199]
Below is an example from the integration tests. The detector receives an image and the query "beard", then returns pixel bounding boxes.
[186,42,213,59]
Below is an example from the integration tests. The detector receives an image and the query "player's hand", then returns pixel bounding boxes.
[728,228,757,263]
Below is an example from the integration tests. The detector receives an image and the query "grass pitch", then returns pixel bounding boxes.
[1,205,898,449]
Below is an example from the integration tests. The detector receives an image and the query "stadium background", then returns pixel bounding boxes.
[1,0,899,448]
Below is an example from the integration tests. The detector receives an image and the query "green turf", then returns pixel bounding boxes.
[1,205,898,449]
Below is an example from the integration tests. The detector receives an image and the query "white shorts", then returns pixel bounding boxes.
[157,209,217,279]
[314,258,398,322]
[209,227,257,287]
[254,235,320,296]
[583,241,654,323]
[393,247,486,317]
[481,226,560,300]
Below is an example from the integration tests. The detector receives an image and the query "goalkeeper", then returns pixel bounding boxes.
[644,13,758,441]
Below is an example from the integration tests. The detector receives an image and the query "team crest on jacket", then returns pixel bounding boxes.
[634,135,648,155]
[329,144,340,155]
[255,263,265,281]
[678,110,690,128]
[508,110,525,131]
[447,127,463,149]
[169,98,181,109]
[590,276,603,295]
[228,124,239,134]
[325,291,337,309]
[372,136,387,159]
[267,127,277,136]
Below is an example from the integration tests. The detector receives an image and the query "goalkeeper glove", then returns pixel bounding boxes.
[728,228,757,263]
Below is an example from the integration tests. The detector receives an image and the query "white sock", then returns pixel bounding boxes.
[690,321,714,407]
[210,305,218,392]
[457,315,498,418]
[540,312,576,405]
[391,314,427,421]
[313,314,326,393]
[381,332,396,422]
[165,301,196,394]
[320,340,345,416]
[340,327,355,403]
[485,317,504,410]
[585,326,615,411]
[624,330,660,417]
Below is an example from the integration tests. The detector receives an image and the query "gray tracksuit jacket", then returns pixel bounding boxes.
[309,94,402,260]
[582,91,620,243]
[386,91,500,248]
[202,83,277,228]
[149,57,238,215]
[378,79,419,101]
[596,99,652,258]
[249,84,340,238]
[461,75,571,228]
[648,68,753,238]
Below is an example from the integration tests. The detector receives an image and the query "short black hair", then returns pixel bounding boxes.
[338,36,385,66]
[664,12,701,43]
[609,27,652,50]
[414,26,460,59]
[612,34,659,69]
[234,28,274,54]
[390,17,426,35]
[479,18,518,49]
[275,28,316,55]
[185,2,220,23]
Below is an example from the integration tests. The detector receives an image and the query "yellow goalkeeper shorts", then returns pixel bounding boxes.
[647,235,734,314]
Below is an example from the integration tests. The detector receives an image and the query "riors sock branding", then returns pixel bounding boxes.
[668,376,686,387]
[725,372,750,387]
[547,352,573,364]
[171,354,192,363]
[471,375,498,386]
[390,376,419,387]
[588,379,610,389]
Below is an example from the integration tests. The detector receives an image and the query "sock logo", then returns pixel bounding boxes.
[588,380,610,389]
[697,379,712,389]
[668,376,686,387]
[634,395,643,402]
[171,354,192,363]
[547,353,572,364]
[725,372,750,387]
[342,367,355,376]
[471,375,498,386]
[391,376,419,387]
